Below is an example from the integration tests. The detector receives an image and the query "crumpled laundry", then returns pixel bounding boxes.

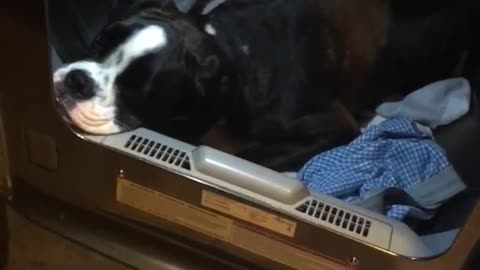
[173,0,227,13]
[172,0,197,12]
[298,117,466,221]
[363,77,471,133]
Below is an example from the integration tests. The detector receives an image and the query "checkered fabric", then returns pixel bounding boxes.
[298,117,450,220]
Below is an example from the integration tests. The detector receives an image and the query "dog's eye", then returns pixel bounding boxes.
[88,22,132,60]
[89,38,103,55]
[89,32,111,59]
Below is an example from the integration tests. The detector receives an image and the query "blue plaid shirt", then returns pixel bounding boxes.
[298,117,451,220]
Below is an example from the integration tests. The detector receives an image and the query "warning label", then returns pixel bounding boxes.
[116,178,232,240]
[116,178,347,270]
[202,190,297,237]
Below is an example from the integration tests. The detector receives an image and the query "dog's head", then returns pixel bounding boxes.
[53,6,221,135]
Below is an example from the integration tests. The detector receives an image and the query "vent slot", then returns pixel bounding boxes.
[296,199,372,237]
[124,135,191,170]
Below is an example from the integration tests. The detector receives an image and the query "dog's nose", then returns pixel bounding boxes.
[64,69,95,100]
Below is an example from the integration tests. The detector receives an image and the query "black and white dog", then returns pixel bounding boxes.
[53,0,473,171]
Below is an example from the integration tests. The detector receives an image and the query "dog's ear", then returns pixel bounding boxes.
[196,54,220,80]
[196,54,220,96]
[171,18,221,96]
[184,50,221,96]
[89,21,132,59]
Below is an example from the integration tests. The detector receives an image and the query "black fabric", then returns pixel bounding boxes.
[47,0,121,62]
[420,9,480,235]
[399,4,480,233]
[463,6,480,99]
[409,94,480,235]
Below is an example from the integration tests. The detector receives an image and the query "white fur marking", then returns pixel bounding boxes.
[53,25,168,134]
[240,45,250,55]
[104,25,167,71]
[204,24,216,36]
